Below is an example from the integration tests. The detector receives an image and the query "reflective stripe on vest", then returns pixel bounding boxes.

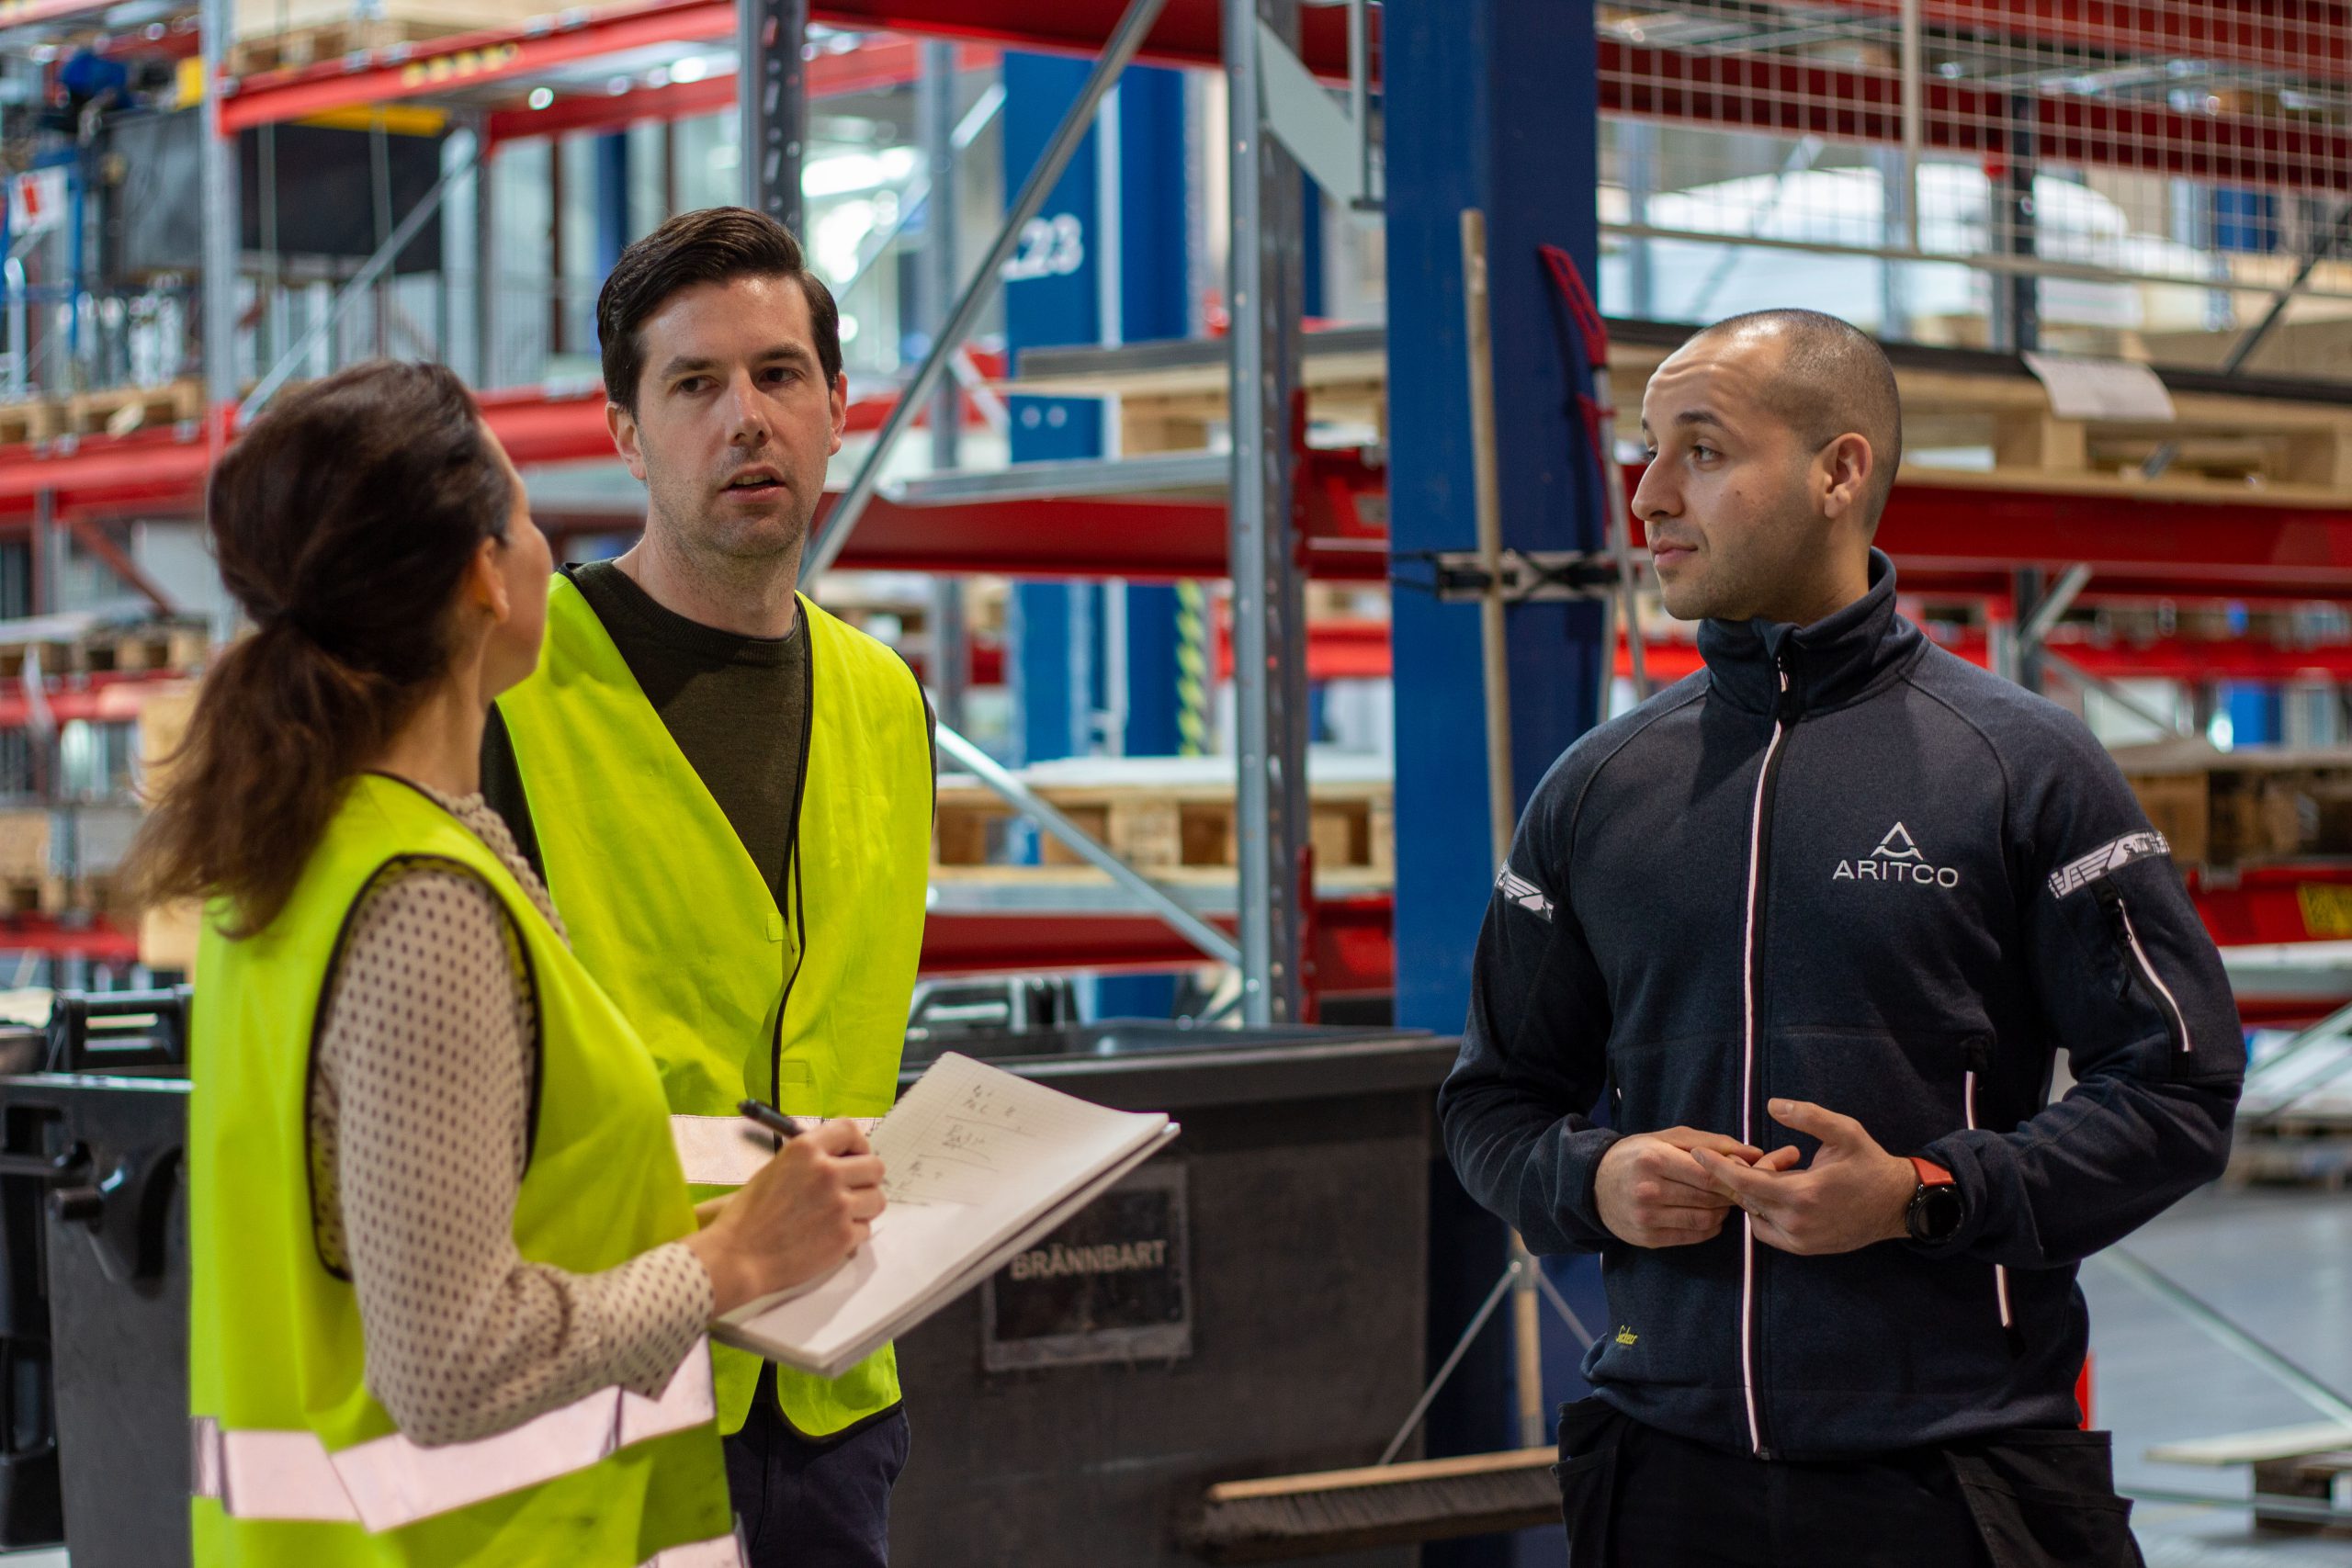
[193,1342,716,1532]
[645,1536,747,1568]
[669,1115,773,1189]
[668,1113,883,1188]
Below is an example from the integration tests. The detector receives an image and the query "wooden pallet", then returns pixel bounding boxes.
[0,399,63,446]
[2227,1131,2352,1189]
[0,810,47,887]
[933,757,1394,885]
[59,379,205,439]
[2112,739,2352,869]
[229,16,460,72]
[0,625,209,681]
[0,875,70,918]
[2150,1424,2352,1537]
[1009,332,2352,500]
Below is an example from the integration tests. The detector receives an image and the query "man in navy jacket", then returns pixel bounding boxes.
[1439,310,2242,1567]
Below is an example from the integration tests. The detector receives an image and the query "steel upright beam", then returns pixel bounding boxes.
[1226,0,1311,1025]
[1995,92,2038,352]
[199,0,238,428]
[919,40,968,732]
[1386,0,1608,1511]
[740,0,810,233]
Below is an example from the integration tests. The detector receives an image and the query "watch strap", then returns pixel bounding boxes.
[1909,1156,1955,1188]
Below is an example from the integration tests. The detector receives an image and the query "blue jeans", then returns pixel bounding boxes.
[723,1369,910,1568]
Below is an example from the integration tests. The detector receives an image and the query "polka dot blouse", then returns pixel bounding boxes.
[307,785,713,1446]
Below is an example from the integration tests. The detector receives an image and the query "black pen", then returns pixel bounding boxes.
[737,1099,808,1142]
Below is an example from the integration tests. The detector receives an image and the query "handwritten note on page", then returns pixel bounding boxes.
[714,1053,1177,1378]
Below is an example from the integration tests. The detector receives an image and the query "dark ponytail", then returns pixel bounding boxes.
[125,360,513,937]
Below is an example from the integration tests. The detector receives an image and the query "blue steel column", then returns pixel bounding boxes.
[594,134,630,281]
[1385,0,1605,1551]
[1002,51,1107,773]
[1114,66,1192,761]
[1004,55,1193,768]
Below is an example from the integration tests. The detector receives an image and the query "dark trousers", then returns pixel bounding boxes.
[1556,1398,2143,1568]
[724,1368,910,1568]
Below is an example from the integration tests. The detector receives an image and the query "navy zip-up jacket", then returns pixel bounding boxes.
[1440,550,2243,1461]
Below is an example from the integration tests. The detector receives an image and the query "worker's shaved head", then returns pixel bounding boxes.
[1686,309,1903,529]
[1633,310,1899,625]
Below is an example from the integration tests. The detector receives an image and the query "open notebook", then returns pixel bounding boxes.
[713,1052,1180,1379]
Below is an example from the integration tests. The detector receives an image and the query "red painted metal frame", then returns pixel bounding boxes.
[218,0,739,132]
[0,671,187,729]
[219,0,2343,194]
[483,36,1000,143]
[1209,621,2352,688]
[1816,0,2352,85]
[0,915,138,964]
[4,404,2348,600]
[920,893,1394,995]
[491,73,736,144]
[1621,632,2352,685]
[220,0,1362,134]
[1599,40,2350,194]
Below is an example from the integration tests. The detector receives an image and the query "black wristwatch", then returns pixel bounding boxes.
[1904,1157,1964,1244]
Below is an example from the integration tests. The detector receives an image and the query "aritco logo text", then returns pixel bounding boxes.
[1835,823,1960,888]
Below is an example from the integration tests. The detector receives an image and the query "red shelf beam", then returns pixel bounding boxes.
[1600,41,2348,195]
[0,671,190,730]
[221,0,1363,135]
[219,0,738,132]
[920,893,1393,997]
[1816,0,2352,85]
[484,36,1000,143]
[1,389,2346,606]
[380,10,2340,195]
[0,915,140,964]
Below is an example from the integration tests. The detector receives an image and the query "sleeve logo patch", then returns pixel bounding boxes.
[1496,866,1554,921]
[2048,830,2171,899]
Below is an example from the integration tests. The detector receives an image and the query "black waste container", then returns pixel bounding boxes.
[0,990,193,1568]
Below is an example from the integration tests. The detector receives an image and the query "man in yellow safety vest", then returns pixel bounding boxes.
[484,207,933,1568]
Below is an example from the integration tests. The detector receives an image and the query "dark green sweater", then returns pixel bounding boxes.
[481,561,932,896]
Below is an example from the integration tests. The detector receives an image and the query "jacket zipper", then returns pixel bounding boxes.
[1738,656,1795,1460]
[2098,886,2191,1060]
[1961,1039,2015,1344]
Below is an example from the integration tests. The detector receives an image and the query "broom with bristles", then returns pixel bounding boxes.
[1185,1448,1561,1562]
[1185,1218,1596,1557]
[1185,209,1600,1563]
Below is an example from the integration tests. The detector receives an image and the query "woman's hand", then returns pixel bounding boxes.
[684,1119,887,1315]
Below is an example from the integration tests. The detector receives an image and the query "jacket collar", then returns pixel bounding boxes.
[1697,548,1920,716]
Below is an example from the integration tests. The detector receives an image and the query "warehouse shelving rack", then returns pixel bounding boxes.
[0,0,2347,1004]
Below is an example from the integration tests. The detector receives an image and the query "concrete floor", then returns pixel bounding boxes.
[2085,1184,2352,1565]
[3,1187,2346,1566]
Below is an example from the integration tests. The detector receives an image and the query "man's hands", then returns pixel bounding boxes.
[1594,1127,1791,1247]
[1690,1100,1917,1257]
[1597,1103,1921,1257]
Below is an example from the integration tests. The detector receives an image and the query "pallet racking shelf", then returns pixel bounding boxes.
[0,0,2347,1002]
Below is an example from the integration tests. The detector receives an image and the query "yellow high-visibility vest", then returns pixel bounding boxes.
[189,773,738,1568]
[496,576,931,1438]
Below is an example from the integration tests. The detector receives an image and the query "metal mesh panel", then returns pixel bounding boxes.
[1597,1,2352,375]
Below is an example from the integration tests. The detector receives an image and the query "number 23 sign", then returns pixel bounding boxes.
[1001,214,1086,282]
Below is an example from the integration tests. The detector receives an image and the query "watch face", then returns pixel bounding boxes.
[1911,1182,1963,1243]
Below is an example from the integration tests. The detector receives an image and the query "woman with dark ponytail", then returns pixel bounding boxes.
[131,361,887,1568]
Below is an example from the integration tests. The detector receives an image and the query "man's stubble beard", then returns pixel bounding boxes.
[647,458,815,571]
